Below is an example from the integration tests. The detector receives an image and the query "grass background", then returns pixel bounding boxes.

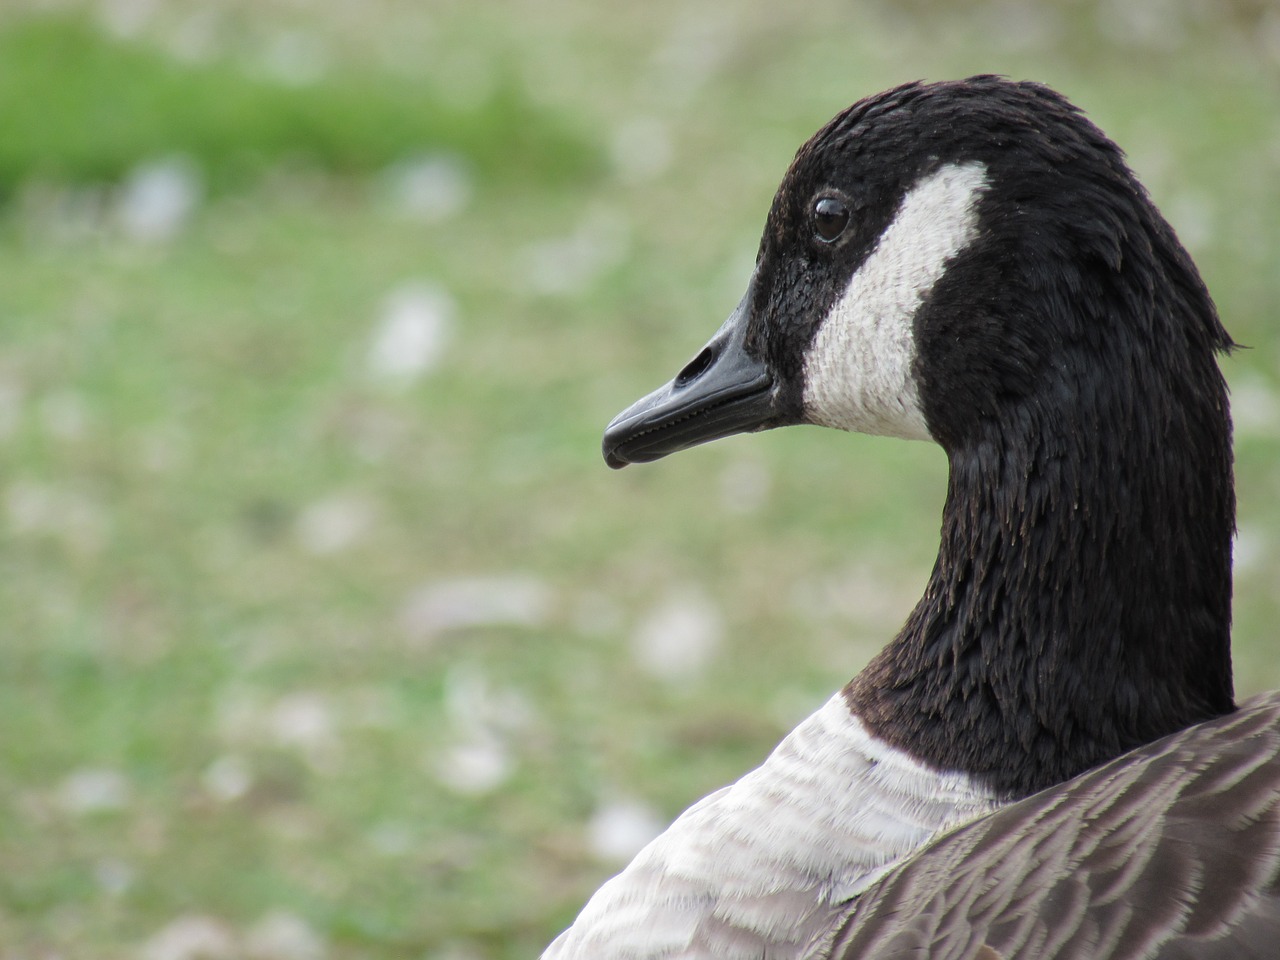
[1,1,1279,957]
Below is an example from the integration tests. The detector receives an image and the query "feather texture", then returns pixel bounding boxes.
[543,696,998,959]
[826,693,1280,960]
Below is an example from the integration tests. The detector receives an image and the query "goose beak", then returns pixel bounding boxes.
[602,287,776,469]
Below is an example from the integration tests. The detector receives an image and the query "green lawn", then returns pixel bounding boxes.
[2,2,1279,957]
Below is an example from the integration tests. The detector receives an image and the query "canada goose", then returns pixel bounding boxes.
[543,76,1280,959]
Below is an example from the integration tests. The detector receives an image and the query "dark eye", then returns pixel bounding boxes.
[813,197,849,243]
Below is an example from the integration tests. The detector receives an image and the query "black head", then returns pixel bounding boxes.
[601,76,1239,798]
[602,75,1233,465]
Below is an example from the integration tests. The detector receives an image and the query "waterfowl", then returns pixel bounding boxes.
[543,76,1280,959]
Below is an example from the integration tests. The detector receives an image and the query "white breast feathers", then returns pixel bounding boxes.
[542,694,1000,960]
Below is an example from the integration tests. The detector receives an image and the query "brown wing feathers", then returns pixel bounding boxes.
[829,693,1280,960]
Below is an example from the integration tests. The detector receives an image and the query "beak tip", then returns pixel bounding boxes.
[602,434,630,469]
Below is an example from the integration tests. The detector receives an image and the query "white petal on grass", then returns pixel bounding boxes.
[245,910,326,960]
[431,666,537,796]
[1229,370,1280,436]
[630,588,725,683]
[203,755,253,802]
[433,734,513,796]
[522,208,631,296]
[382,154,473,223]
[214,688,346,771]
[588,796,666,864]
[142,915,237,960]
[1234,527,1266,575]
[296,492,378,555]
[366,283,455,385]
[267,692,339,763]
[400,575,554,639]
[57,768,131,815]
[116,157,203,242]
[441,664,537,736]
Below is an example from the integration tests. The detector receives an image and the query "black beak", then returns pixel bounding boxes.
[602,285,778,469]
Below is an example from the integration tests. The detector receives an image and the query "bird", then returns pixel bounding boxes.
[541,76,1280,960]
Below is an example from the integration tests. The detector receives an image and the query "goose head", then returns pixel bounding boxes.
[602,76,1236,799]
[603,75,1232,467]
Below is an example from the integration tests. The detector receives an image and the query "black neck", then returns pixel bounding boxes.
[847,223,1236,801]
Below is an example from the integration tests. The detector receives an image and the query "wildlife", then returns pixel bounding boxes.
[542,76,1280,959]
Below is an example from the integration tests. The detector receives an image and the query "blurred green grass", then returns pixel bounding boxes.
[1,1,1279,958]
[0,14,597,194]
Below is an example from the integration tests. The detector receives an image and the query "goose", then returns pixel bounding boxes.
[543,76,1280,959]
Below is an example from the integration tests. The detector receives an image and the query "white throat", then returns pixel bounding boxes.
[803,161,988,440]
[542,695,999,960]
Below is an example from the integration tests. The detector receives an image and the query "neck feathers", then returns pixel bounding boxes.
[850,165,1236,800]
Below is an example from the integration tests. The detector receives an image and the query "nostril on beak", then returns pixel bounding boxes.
[675,347,715,387]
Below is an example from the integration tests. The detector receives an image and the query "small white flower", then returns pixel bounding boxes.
[116,157,202,242]
[245,910,326,960]
[383,154,473,223]
[267,693,338,763]
[296,492,378,555]
[433,735,513,796]
[141,914,236,960]
[400,575,554,640]
[631,588,725,683]
[588,796,666,863]
[522,208,631,295]
[203,755,252,802]
[57,768,131,815]
[366,283,455,385]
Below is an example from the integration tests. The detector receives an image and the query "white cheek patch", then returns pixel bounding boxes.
[803,161,989,440]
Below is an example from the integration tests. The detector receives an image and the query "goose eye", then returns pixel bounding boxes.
[813,197,849,243]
